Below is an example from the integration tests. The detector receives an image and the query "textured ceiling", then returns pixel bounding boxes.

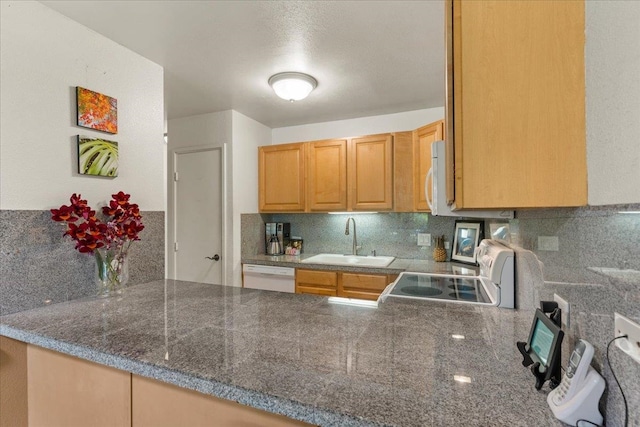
[41,1,445,128]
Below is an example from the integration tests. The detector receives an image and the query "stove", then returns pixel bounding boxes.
[380,239,515,308]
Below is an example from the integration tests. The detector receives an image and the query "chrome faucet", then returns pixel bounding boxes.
[345,217,359,255]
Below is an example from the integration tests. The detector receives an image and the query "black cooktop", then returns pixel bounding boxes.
[389,273,491,304]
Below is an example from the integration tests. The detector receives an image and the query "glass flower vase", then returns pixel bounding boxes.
[94,247,129,297]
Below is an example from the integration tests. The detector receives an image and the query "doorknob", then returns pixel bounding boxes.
[205,255,220,261]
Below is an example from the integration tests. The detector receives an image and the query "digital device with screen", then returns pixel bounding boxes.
[517,308,564,390]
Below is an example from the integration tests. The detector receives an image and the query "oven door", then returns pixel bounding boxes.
[379,272,499,306]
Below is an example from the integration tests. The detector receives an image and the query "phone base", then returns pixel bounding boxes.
[547,367,605,426]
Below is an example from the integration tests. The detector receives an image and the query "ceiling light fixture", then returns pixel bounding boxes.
[268,72,317,102]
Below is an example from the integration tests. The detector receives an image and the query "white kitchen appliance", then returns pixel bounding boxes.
[242,264,295,293]
[379,239,515,308]
[427,140,514,219]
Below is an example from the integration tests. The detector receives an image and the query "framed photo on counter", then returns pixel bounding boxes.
[452,220,484,264]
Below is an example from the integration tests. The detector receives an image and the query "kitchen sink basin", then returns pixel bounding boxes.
[301,254,396,268]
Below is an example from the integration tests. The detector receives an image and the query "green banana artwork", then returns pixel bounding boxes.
[77,136,118,177]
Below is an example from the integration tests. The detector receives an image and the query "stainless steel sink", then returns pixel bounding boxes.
[301,254,395,268]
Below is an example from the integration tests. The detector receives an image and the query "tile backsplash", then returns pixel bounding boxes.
[0,210,165,316]
[243,204,640,287]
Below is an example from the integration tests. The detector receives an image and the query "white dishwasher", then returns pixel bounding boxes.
[242,264,295,293]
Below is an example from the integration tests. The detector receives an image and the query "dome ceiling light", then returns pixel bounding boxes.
[268,72,317,102]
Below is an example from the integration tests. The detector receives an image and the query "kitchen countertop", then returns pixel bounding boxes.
[242,254,480,276]
[0,280,562,426]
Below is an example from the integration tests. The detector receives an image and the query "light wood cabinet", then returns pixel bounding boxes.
[259,143,306,212]
[132,375,309,427]
[260,134,394,213]
[392,131,414,212]
[349,134,394,211]
[0,338,310,427]
[0,337,27,427]
[393,121,444,213]
[307,139,348,211]
[339,272,398,301]
[450,0,587,209]
[295,269,338,296]
[27,344,132,427]
[296,269,395,300]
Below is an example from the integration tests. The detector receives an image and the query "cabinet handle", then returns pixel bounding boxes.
[425,168,434,211]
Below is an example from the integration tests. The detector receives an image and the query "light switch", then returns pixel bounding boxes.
[417,233,431,246]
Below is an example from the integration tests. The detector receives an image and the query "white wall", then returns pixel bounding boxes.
[167,110,269,287]
[231,111,271,286]
[167,111,232,283]
[272,108,444,144]
[167,111,232,150]
[586,1,640,205]
[0,1,165,211]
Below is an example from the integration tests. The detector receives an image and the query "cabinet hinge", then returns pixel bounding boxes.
[174,172,179,182]
[174,242,179,251]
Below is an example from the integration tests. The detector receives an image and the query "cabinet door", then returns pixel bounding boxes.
[132,375,309,427]
[259,143,306,212]
[307,139,348,211]
[392,131,414,212]
[27,344,131,427]
[349,134,394,210]
[413,121,444,211]
[0,337,27,427]
[339,273,396,301]
[295,269,338,296]
[452,0,586,208]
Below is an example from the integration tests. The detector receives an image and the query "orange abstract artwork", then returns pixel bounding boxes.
[76,87,117,134]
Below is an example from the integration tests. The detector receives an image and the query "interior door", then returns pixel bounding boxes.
[174,148,222,284]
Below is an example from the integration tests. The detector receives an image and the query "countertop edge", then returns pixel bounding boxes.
[0,324,382,427]
[241,255,475,276]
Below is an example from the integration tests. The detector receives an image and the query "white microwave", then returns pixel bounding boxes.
[426,141,514,218]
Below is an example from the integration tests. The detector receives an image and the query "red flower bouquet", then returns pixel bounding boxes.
[51,192,144,296]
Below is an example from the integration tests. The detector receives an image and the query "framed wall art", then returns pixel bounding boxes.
[451,220,484,264]
[76,87,117,134]
[77,135,118,177]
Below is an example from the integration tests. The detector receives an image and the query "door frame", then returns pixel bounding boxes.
[168,145,227,285]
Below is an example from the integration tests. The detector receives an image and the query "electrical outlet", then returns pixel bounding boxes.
[614,312,640,364]
[553,293,570,328]
[417,233,431,246]
[538,236,559,251]
[444,241,450,250]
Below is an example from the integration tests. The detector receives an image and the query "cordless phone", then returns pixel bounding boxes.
[547,340,605,426]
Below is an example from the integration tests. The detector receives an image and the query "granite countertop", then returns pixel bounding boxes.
[0,280,561,426]
[242,254,480,276]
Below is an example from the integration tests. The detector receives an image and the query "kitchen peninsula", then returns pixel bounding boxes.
[1,280,562,426]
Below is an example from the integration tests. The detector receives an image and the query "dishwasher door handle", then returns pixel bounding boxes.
[249,272,288,278]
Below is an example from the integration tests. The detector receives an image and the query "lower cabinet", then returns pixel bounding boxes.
[1,340,131,427]
[295,269,338,296]
[295,269,397,300]
[339,272,396,300]
[132,375,309,427]
[0,338,310,427]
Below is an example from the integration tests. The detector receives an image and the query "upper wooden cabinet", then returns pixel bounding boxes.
[450,0,587,209]
[260,134,394,213]
[349,134,394,211]
[258,143,306,212]
[307,139,348,211]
